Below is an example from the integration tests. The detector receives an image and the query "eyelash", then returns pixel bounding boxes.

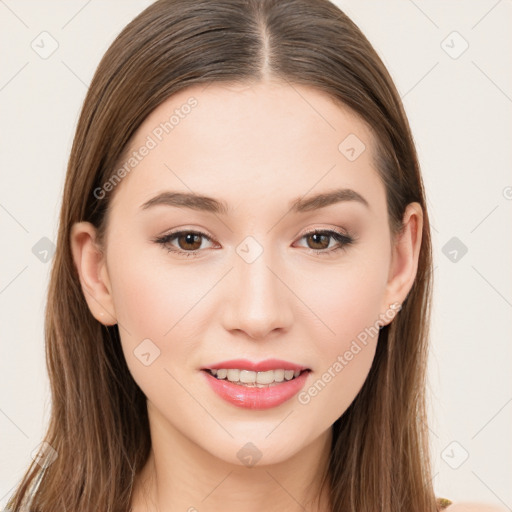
[153,228,355,258]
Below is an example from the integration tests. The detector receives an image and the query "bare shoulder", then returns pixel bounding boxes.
[446,502,509,512]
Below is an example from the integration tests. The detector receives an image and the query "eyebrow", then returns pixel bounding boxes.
[140,188,369,215]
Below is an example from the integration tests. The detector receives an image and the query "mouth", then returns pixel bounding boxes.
[202,368,311,388]
[200,366,312,409]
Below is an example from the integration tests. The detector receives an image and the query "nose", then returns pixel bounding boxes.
[221,244,294,340]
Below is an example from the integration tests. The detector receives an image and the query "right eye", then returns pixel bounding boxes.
[154,230,217,257]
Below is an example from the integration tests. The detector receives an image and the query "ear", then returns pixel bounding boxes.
[70,221,117,326]
[380,202,423,325]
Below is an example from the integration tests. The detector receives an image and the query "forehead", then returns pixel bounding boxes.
[107,80,385,219]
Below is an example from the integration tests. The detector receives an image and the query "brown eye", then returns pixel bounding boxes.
[305,232,331,250]
[296,229,355,256]
[176,232,203,251]
[154,230,215,257]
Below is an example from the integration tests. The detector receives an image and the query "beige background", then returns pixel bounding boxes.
[1,0,511,508]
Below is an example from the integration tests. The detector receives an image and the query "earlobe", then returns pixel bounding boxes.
[381,202,423,323]
[70,221,117,326]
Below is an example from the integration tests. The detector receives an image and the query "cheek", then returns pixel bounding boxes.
[109,237,217,336]
[108,253,214,435]
[296,339,377,432]
[296,254,388,347]
[292,260,386,424]
[107,245,206,380]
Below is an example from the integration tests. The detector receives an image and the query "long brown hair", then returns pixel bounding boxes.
[7,1,438,510]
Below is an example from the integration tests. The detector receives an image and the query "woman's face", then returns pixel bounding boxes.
[74,80,420,468]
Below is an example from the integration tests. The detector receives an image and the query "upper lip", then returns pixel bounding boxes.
[201,358,310,372]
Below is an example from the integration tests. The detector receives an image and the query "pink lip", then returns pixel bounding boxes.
[201,358,309,372]
[201,369,311,410]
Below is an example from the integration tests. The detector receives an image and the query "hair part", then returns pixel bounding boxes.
[8,1,437,511]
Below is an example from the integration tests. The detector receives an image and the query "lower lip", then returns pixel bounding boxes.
[201,370,310,410]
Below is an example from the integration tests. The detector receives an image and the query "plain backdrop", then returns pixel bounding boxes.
[1,0,511,509]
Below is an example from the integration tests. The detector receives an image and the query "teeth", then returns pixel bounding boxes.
[227,369,240,382]
[208,368,304,385]
[215,369,226,379]
[273,369,285,382]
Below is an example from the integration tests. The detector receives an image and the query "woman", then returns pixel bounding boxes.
[5,1,505,511]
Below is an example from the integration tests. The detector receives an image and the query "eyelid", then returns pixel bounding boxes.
[296,225,351,240]
[154,226,216,243]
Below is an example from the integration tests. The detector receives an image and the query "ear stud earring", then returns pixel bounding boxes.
[378,303,402,330]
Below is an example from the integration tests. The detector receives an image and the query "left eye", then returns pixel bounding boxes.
[154,228,354,257]
[294,229,354,254]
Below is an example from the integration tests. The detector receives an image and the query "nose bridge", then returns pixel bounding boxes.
[224,235,292,337]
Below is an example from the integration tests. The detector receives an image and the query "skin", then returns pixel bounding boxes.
[71,80,424,512]
[447,504,509,512]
